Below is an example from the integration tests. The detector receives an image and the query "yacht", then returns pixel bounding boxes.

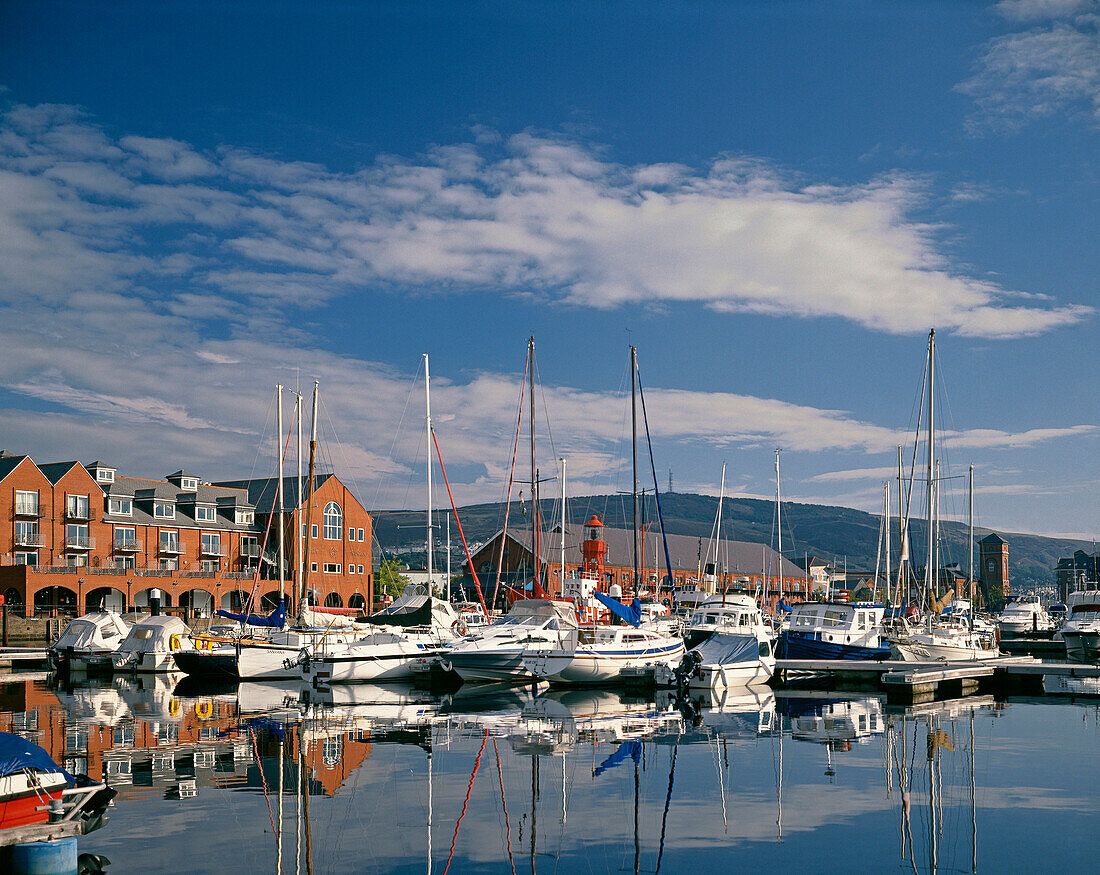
[103,615,194,673]
[776,601,891,660]
[522,625,685,685]
[888,620,999,662]
[48,611,134,675]
[441,599,579,683]
[997,595,1055,636]
[683,594,773,650]
[1056,590,1100,663]
[657,627,775,689]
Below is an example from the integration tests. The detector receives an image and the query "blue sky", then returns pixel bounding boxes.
[0,0,1096,539]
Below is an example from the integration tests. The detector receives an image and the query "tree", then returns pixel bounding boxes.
[378,559,409,600]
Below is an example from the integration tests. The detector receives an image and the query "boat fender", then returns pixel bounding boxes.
[195,700,213,719]
[169,634,182,652]
[452,619,468,636]
[169,698,181,718]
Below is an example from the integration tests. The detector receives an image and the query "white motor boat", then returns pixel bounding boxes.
[1056,590,1100,663]
[522,625,685,685]
[48,611,133,675]
[442,599,579,683]
[997,595,1055,636]
[683,594,774,651]
[887,619,999,662]
[656,628,775,689]
[104,615,193,673]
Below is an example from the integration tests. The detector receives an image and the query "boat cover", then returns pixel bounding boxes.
[593,590,642,627]
[216,601,286,628]
[0,732,74,784]
[594,740,642,777]
[778,599,794,613]
[365,597,433,627]
[692,631,760,666]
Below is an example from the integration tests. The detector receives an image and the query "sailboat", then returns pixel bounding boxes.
[886,331,1000,662]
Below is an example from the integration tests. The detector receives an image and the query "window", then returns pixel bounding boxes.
[181,477,198,491]
[241,536,259,559]
[160,530,179,553]
[200,559,219,572]
[14,551,37,566]
[358,527,364,541]
[311,524,318,538]
[154,501,174,519]
[109,497,132,516]
[195,505,216,522]
[15,520,40,546]
[96,468,114,483]
[67,524,90,548]
[201,533,222,556]
[65,554,88,567]
[358,565,364,574]
[114,556,135,570]
[15,490,39,516]
[310,562,318,572]
[159,558,178,570]
[67,494,90,519]
[323,563,341,574]
[114,527,137,550]
[323,502,342,540]
[236,509,254,525]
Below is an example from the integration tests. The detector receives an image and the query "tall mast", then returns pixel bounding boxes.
[775,448,782,609]
[529,337,539,589]
[297,390,303,611]
[424,354,433,592]
[301,381,319,607]
[885,480,891,604]
[631,346,639,598]
[896,444,905,603]
[925,329,935,607]
[277,385,285,602]
[968,463,975,607]
[560,458,567,597]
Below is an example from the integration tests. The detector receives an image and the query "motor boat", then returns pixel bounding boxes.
[683,594,773,651]
[1056,590,1100,663]
[997,595,1055,636]
[101,615,194,673]
[776,601,891,660]
[442,599,579,683]
[48,611,133,676]
[656,628,775,690]
[522,624,685,685]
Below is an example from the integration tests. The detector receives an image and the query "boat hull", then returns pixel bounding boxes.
[445,650,533,683]
[308,643,443,684]
[777,631,891,661]
[0,772,67,829]
[1060,630,1100,663]
[525,643,685,685]
[688,658,773,689]
[890,639,998,662]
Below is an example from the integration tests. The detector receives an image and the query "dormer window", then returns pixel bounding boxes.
[195,505,216,522]
[97,469,114,483]
[154,501,175,519]
[235,509,254,525]
[181,477,198,491]
[109,497,132,516]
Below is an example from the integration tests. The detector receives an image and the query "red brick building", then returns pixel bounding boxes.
[0,453,372,617]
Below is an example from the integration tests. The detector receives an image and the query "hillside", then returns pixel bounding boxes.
[373,492,1089,588]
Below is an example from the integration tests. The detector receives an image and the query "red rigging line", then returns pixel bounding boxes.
[431,428,488,617]
[443,728,489,875]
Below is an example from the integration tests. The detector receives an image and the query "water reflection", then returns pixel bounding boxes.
[1,673,1097,874]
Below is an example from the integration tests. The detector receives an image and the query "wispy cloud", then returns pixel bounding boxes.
[960,2,1100,130]
[0,101,1091,340]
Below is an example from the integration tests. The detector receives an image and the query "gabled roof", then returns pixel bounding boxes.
[979,532,1006,545]
[0,454,32,482]
[214,474,334,514]
[38,460,90,486]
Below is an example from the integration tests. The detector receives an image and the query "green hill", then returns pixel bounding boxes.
[373,492,1088,588]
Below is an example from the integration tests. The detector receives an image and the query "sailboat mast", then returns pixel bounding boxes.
[424,354,433,592]
[529,337,539,589]
[775,448,782,610]
[715,462,726,594]
[885,481,891,604]
[560,458,566,597]
[301,381,319,607]
[631,346,639,598]
[969,464,975,607]
[925,329,935,607]
[297,391,303,612]
[277,385,285,602]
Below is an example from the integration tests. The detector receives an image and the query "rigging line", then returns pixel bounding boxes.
[366,358,423,514]
[250,727,280,840]
[496,349,530,613]
[634,362,676,599]
[532,349,559,466]
[654,738,679,875]
[443,728,489,875]
[431,428,487,616]
[494,739,517,875]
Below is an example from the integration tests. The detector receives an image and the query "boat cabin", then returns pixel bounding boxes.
[786,602,885,643]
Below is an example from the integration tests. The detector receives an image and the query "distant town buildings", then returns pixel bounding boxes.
[1055,549,1100,602]
[0,452,372,616]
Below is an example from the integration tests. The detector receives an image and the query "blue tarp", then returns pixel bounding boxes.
[692,632,761,666]
[778,599,794,613]
[595,740,642,777]
[216,600,287,628]
[593,590,642,627]
[0,731,75,784]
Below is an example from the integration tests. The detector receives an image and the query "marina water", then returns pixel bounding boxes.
[3,674,1097,873]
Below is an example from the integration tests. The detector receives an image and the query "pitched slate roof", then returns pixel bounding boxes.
[38,461,90,486]
[214,474,333,514]
[0,454,31,481]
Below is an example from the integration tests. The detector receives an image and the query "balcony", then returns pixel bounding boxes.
[200,542,227,557]
[159,541,184,555]
[240,542,260,559]
[64,506,95,522]
[65,535,95,550]
[113,539,143,553]
[14,531,43,548]
[13,504,41,519]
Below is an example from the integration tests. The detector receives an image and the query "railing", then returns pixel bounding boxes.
[113,539,142,552]
[64,535,95,550]
[200,543,228,557]
[240,543,261,558]
[13,505,41,518]
[136,568,174,577]
[13,532,44,547]
[224,571,257,580]
[158,542,184,555]
[180,571,217,579]
[89,566,130,575]
[64,507,95,521]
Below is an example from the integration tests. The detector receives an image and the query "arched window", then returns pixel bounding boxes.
[323,502,342,540]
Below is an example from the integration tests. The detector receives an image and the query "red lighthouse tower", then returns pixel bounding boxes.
[581,514,607,587]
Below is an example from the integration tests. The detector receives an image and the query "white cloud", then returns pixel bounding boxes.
[961,5,1100,129]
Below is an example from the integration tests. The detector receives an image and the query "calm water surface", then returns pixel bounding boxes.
[2,674,1098,874]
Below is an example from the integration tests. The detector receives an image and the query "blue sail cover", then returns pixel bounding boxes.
[778,599,795,613]
[593,590,642,626]
[595,740,642,777]
[215,600,286,628]
[0,731,75,784]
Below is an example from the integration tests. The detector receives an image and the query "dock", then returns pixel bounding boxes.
[773,655,1088,703]
[0,647,50,670]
